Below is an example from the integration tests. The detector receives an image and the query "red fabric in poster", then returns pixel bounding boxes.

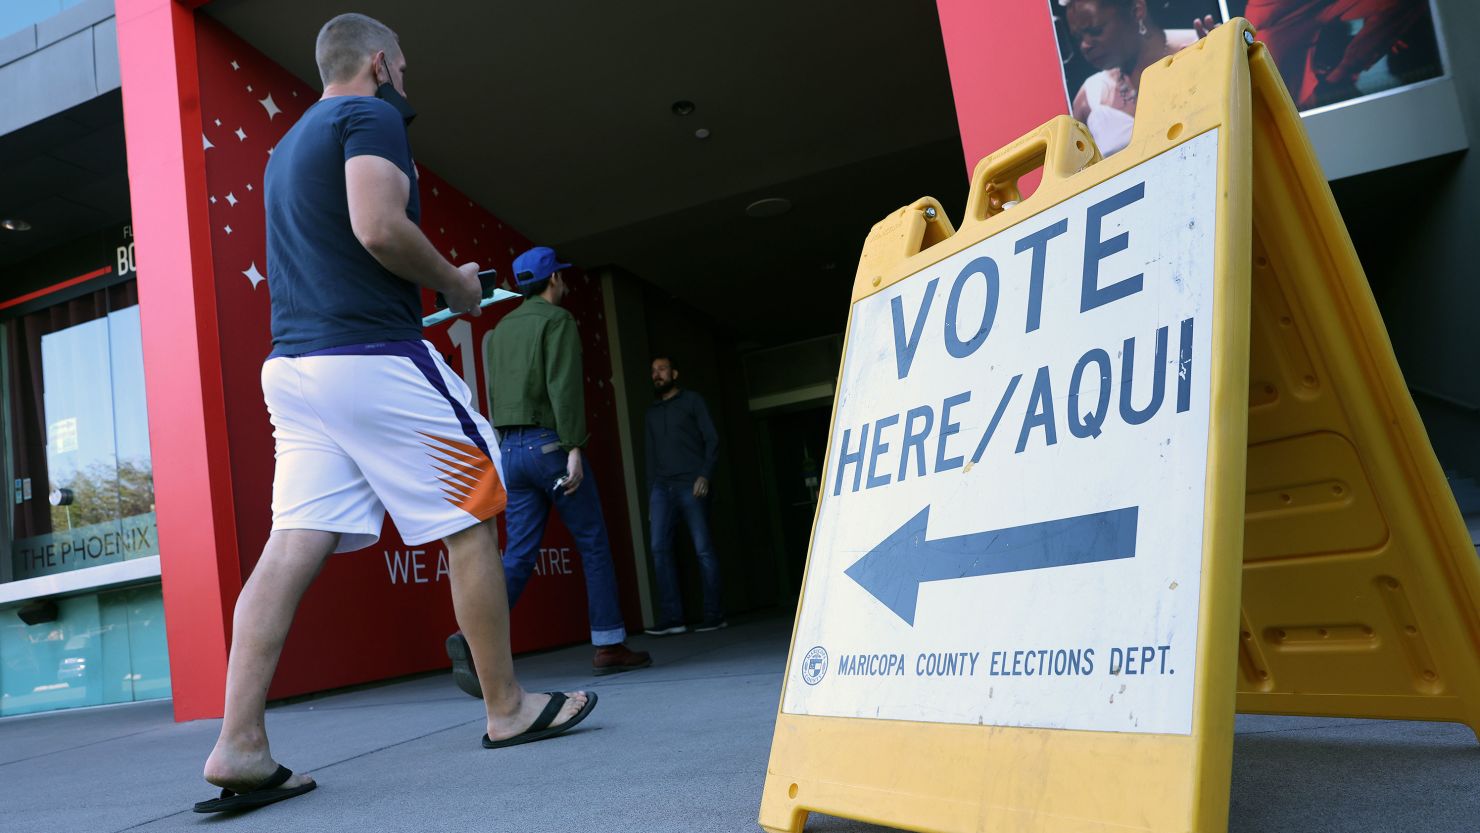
[193,16,638,700]
[1243,0,1425,105]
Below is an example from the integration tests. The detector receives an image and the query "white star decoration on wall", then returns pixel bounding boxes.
[203,133,214,150]
[231,60,240,70]
[243,263,266,289]
[225,192,238,206]
[235,127,247,141]
[259,93,282,120]
[225,225,233,234]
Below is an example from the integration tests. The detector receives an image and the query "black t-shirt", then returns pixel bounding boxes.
[264,96,422,357]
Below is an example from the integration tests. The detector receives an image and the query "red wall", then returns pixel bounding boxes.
[193,16,639,700]
[934,0,1072,176]
[117,0,239,721]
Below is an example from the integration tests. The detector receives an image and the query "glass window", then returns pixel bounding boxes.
[0,584,171,716]
[6,282,157,582]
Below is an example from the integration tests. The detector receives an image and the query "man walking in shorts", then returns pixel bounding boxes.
[195,13,594,814]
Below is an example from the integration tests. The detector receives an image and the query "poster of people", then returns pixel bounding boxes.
[1229,1,1445,109]
[1049,1,1448,156]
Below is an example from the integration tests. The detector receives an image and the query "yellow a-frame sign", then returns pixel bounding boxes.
[760,20,1480,833]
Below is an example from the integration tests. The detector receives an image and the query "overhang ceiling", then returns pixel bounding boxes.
[0,91,130,269]
[207,0,969,343]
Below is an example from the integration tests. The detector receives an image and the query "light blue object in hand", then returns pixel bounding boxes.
[421,288,520,328]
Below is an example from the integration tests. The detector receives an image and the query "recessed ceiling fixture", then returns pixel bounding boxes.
[1,219,32,231]
[694,128,711,140]
[671,100,695,116]
[745,198,791,218]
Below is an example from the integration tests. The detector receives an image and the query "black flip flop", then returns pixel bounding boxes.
[192,765,316,813]
[482,691,598,749]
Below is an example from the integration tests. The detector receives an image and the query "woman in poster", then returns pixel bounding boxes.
[1064,0,1219,155]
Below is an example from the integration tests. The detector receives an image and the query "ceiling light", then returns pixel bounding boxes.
[671,100,696,116]
[694,128,711,140]
[2,219,32,231]
[745,198,791,218]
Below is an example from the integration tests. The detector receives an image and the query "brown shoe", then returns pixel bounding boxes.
[593,643,652,675]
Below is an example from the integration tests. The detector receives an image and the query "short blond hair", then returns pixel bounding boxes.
[315,13,399,86]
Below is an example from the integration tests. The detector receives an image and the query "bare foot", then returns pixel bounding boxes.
[204,736,315,794]
[485,690,590,742]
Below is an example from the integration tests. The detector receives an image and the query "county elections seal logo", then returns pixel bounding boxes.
[802,646,828,685]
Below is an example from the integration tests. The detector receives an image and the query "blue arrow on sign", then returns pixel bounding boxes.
[844,506,1139,625]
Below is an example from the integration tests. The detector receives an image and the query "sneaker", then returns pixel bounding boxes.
[593,643,653,675]
[445,631,483,699]
[643,624,688,636]
[694,620,729,632]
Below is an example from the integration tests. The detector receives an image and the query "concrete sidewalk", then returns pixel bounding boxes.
[2,615,1477,832]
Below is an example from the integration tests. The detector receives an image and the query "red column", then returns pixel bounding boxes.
[115,0,238,722]
[935,0,1069,174]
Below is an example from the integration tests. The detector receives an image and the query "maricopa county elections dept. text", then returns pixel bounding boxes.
[828,646,1176,679]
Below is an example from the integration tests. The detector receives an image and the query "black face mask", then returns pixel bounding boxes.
[376,55,416,125]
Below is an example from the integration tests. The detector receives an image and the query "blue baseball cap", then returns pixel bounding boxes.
[512,246,572,285]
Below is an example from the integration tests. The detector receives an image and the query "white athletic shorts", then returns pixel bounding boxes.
[262,340,506,552]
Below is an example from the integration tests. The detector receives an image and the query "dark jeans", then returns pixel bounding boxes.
[649,479,723,627]
[500,427,626,646]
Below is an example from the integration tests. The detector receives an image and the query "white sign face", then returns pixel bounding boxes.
[784,130,1219,735]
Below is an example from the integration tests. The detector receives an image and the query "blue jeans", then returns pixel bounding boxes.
[500,427,626,646]
[649,480,723,627]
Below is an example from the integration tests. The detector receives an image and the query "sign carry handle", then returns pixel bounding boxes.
[963,115,1102,224]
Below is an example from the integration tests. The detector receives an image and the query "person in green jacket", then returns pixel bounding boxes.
[447,247,650,691]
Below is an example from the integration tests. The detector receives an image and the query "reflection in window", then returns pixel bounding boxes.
[6,282,157,582]
[0,585,172,716]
